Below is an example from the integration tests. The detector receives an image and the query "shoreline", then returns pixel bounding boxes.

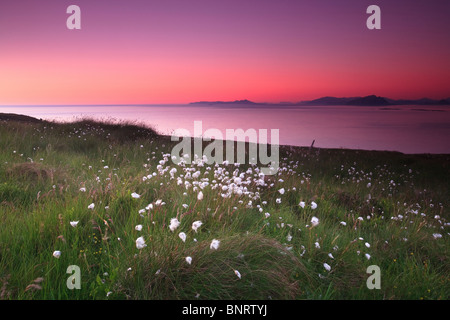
[1,112,449,157]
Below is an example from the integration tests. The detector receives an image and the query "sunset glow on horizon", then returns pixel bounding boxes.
[1,0,449,105]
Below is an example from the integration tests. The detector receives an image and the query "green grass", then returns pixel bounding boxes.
[0,117,448,300]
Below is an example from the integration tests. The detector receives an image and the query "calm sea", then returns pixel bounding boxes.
[1,104,449,154]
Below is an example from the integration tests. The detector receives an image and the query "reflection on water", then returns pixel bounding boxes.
[1,104,449,154]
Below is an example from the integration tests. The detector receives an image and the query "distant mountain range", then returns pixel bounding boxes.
[190,95,450,106]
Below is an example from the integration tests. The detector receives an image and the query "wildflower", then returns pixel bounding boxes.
[365,242,371,248]
[314,242,320,249]
[323,263,331,272]
[70,221,79,228]
[299,201,305,208]
[169,218,180,232]
[278,188,285,195]
[340,221,347,226]
[185,256,192,265]
[276,198,281,204]
[311,201,318,210]
[286,233,292,242]
[197,191,204,201]
[88,203,95,210]
[136,236,147,249]
[432,233,442,239]
[265,212,270,218]
[234,270,242,279]
[131,192,140,199]
[53,251,61,259]
[328,253,334,259]
[210,239,220,250]
[192,221,203,233]
[179,232,187,242]
[365,253,371,260]
[311,216,319,227]
[79,187,86,192]
[135,224,143,231]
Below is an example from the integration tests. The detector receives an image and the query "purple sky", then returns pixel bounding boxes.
[0,0,449,104]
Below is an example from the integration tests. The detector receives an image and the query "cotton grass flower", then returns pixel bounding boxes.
[234,270,241,279]
[185,256,192,265]
[299,201,305,208]
[136,236,147,249]
[135,224,143,231]
[179,232,187,242]
[70,221,79,228]
[323,263,331,272]
[79,187,86,192]
[53,250,61,259]
[197,191,204,201]
[192,221,203,233]
[88,203,95,210]
[311,216,319,227]
[311,201,318,209]
[210,239,220,250]
[169,218,181,232]
[278,188,285,195]
[131,192,140,199]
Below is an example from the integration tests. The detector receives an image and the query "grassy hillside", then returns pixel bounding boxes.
[0,115,448,300]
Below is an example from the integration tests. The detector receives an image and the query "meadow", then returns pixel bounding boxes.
[0,115,448,300]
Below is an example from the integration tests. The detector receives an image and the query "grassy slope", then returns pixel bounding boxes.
[0,116,448,300]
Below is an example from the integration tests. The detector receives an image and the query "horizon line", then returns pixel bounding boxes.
[1,94,450,107]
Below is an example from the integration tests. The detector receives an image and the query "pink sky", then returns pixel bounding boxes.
[0,0,449,105]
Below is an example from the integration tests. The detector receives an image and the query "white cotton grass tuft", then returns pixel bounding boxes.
[135,224,143,231]
[131,192,140,199]
[53,250,61,259]
[311,201,318,210]
[311,216,319,227]
[197,191,204,201]
[70,221,79,228]
[136,236,147,249]
[169,218,181,232]
[210,239,220,250]
[278,188,285,195]
[323,263,331,272]
[299,201,305,208]
[79,187,86,192]
[185,256,192,265]
[192,221,203,233]
[234,269,241,279]
[179,232,187,243]
[88,203,95,210]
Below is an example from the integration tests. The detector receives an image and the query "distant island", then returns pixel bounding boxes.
[190,99,258,105]
[190,95,450,106]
